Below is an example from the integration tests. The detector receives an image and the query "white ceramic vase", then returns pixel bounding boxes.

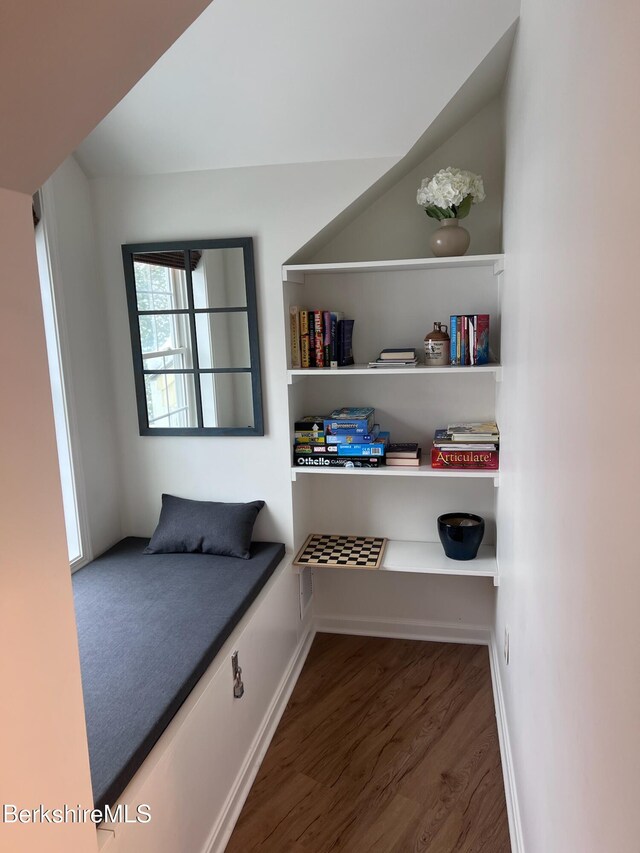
[430,218,470,257]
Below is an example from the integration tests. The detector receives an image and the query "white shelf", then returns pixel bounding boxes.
[287,363,502,383]
[383,540,497,583]
[294,539,498,584]
[283,253,505,281]
[291,464,499,484]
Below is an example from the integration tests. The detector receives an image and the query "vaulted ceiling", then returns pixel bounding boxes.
[75,0,520,178]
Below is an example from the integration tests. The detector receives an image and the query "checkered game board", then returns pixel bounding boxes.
[294,534,387,570]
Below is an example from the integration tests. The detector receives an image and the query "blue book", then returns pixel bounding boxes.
[450,315,458,364]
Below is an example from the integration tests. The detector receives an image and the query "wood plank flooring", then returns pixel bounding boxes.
[226,634,510,853]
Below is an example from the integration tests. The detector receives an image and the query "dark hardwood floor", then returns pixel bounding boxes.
[226,633,510,853]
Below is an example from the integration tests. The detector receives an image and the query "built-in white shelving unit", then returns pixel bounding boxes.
[282,253,504,585]
[383,540,497,581]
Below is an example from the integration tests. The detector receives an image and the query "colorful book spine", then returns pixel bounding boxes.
[323,310,331,367]
[308,311,316,367]
[461,315,468,366]
[476,314,490,365]
[431,447,499,469]
[329,312,341,368]
[450,315,458,365]
[449,314,490,366]
[468,314,476,365]
[289,305,301,369]
[313,310,324,368]
[293,455,383,469]
[300,309,310,368]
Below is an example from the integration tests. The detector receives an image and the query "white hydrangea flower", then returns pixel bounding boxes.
[416,167,485,217]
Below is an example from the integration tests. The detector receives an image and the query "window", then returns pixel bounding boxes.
[34,194,87,567]
[134,261,197,428]
[122,239,264,436]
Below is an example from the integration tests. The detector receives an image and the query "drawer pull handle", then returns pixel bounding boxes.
[232,651,244,699]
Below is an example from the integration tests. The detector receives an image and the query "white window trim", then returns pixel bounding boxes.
[37,183,92,572]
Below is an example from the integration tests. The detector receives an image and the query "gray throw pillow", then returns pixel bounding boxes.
[145,494,265,560]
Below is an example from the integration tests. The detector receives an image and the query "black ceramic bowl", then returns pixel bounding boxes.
[437,513,485,561]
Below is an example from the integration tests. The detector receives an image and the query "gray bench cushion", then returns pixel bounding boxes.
[73,537,285,809]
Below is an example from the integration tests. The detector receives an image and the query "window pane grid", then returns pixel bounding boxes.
[125,240,263,435]
[141,367,252,375]
[136,306,248,315]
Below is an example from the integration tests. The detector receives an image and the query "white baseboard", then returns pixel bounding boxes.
[488,631,525,853]
[315,613,491,645]
[203,624,315,853]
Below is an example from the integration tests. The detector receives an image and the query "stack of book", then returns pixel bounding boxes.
[431,422,499,470]
[368,347,418,368]
[386,443,422,467]
[293,408,389,469]
[450,315,490,365]
[289,306,354,369]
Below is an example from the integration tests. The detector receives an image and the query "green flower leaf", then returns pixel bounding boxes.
[456,194,473,219]
[425,205,444,220]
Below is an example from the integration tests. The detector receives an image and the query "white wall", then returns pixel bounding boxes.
[42,156,123,558]
[497,3,640,851]
[0,188,97,853]
[90,158,397,545]
[312,98,504,262]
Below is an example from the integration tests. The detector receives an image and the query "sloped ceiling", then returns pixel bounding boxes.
[0,0,214,193]
[76,0,520,178]
[290,24,516,262]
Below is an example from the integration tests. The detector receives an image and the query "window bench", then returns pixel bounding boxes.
[73,537,285,812]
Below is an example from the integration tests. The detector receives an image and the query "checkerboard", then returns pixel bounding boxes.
[294,533,387,570]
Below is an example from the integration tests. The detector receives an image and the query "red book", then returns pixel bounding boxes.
[431,446,499,470]
[313,310,324,367]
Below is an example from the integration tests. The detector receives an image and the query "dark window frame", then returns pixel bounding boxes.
[122,238,264,436]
